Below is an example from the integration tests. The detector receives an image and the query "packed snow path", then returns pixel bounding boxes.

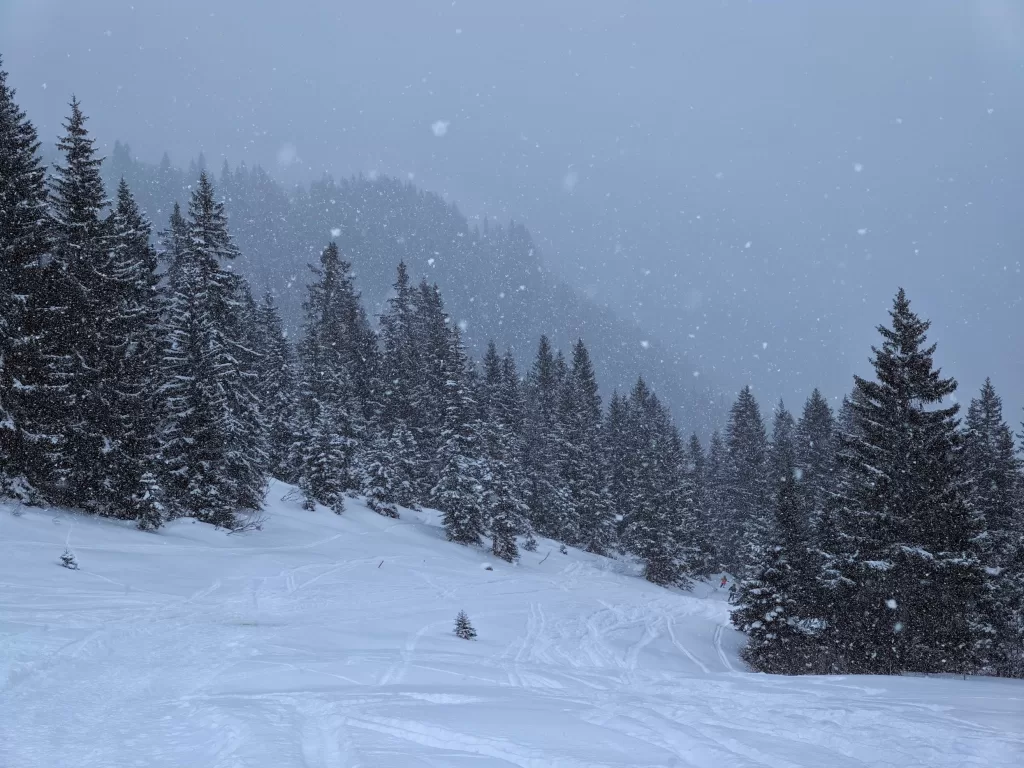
[2,484,1021,767]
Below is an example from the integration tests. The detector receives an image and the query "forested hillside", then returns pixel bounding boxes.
[104,143,724,434]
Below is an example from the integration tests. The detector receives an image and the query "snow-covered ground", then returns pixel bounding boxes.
[1,483,1021,767]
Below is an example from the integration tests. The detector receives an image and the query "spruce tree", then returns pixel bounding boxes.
[704,430,731,572]
[46,98,112,508]
[479,342,529,561]
[685,434,716,576]
[964,379,1023,676]
[619,379,692,586]
[159,172,265,526]
[724,386,770,576]
[0,59,53,500]
[409,280,455,495]
[432,328,487,545]
[794,388,837,537]
[295,242,363,514]
[831,289,985,674]
[103,179,166,526]
[375,262,423,506]
[254,293,299,483]
[731,443,817,674]
[554,340,614,551]
[524,335,571,539]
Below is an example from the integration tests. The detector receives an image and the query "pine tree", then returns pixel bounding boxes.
[524,336,571,539]
[295,242,362,514]
[794,388,837,538]
[619,379,692,586]
[372,263,426,507]
[454,610,477,640]
[409,280,455,496]
[46,98,112,508]
[432,328,487,546]
[359,429,401,518]
[159,172,265,526]
[731,443,817,674]
[254,293,299,482]
[831,289,985,674]
[102,179,166,526]
[704,430,731,572]
[479,342,529,562]
[0,59,53,500]
[964,379,1023,676]
[685,434,716,576]
[559,340,616,554]
[724,386,770,576]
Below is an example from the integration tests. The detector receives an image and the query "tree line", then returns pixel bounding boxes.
[0,66,706,579]
[2,62,1021,677]
[724,292,1023,679]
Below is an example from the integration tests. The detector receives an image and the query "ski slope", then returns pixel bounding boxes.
[1,483,1021,767]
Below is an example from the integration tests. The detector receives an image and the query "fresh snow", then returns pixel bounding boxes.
[1,484,1021,767]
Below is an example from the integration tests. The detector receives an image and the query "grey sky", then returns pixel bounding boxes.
[3,0,1022,425]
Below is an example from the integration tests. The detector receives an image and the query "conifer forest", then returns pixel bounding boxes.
[2,6,1024,764]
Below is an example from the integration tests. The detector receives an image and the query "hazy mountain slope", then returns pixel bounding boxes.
[106,147,725,433]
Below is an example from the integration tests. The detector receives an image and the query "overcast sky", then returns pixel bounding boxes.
[3,0,1022,425]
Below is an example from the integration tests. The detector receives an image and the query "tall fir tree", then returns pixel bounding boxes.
[431,327,487,545]
[159,172,265,526]
[794,388,837,538]
[254,292,299,483]
[524,335,571,539]
[46,98,112,508]
[723,386,770,576]
[619,379,693,586]
[964,378,1024,676]
[731,441,818,674]
[295,242,363,514]
[0,59,54,500]
[478,342,530,561]
[704,430,731,572]
[685,434,716,576]
[830,289,985,675]
[558,339,616,553]
[103,179,166,527]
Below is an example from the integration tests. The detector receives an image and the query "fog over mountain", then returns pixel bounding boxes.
[3,0,1022,425]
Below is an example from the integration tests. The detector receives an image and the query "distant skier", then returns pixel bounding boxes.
[719,575,728,589]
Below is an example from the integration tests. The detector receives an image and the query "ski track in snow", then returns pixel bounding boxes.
[1,481,1022,768]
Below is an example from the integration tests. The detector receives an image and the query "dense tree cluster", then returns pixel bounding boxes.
[3,62,1021,677]
[725,291,1024,678]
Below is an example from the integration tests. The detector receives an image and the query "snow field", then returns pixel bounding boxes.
[1,482,1021,767]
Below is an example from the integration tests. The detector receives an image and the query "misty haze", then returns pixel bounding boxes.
[1,2,1022,767]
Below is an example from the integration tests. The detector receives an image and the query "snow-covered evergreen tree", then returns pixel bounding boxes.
[479,342,529,562]
[454,610,477,640]
[103,179,166,526]
[724,386,770,577]
[431,328,487,546]
[254,292,299,483]
[159,172,265,526]
[524,336,571,539]
[704,430,731,572]
[46,98,112,508]
[685,434,716,577]
[0,59,54,501]
[559,340,616,554]
[619,378,692,586]
[794,388,837,538]
[964,378,1023,676]
[295,242,363,514]
[731,442,817,674]
[830,289,985,675]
